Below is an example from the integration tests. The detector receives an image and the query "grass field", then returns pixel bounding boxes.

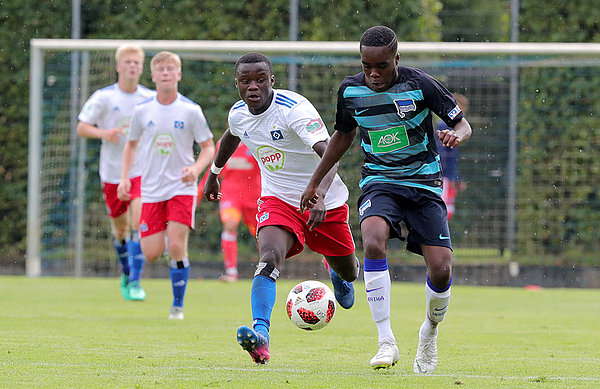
[0,276,598,388]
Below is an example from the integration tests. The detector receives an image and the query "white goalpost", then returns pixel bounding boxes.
[28,39,600,277]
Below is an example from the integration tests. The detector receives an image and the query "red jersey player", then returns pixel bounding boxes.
[199,140,261,281]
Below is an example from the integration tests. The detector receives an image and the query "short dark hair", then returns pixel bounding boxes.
[360,26,398,53]
[235,52,273,75]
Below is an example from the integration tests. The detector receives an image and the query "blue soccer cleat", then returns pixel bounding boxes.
[237,326,270,365]
[323,258,355,309]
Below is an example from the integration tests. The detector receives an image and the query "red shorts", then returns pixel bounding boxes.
[256,196,355,258]
[220,197,258,236]
[139,195,196,238]
[102,176,141,218]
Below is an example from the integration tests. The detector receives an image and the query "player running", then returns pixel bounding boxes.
[118,51,214,320]
[300,26,472,373]
[203,52,359,365]
[198,140,261,282]
[77,44,155,301]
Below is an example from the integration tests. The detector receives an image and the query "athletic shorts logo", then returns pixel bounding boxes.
[153,133,175,155]
[369,126,410,154]
[447,105,462,120]
[305,118,325,133]
[439,234,451,240]
[270,129,283,140]
[140,222,148,232]
[359,199,372,216]
[259,212,270,223]
[257,146,285,171]
[394,99,416,118]
[174,120,184,129]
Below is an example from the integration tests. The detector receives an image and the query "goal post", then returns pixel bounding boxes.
[28,39,600,277]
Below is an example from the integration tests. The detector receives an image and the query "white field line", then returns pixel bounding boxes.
[2,362,599,382]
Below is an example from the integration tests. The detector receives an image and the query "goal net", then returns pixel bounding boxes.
[28,39,600,276]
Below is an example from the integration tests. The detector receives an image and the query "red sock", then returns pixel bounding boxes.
[221,231,238,274]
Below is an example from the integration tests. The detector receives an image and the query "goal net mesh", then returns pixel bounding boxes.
[33,42,600,275]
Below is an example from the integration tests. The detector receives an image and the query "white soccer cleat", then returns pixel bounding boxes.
[413,322,438,374]
[370,339,400,369]
[168,306,184,320]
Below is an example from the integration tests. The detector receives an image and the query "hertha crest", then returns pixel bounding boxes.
[394,99,416,118]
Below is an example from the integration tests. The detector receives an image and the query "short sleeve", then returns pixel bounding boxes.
[78,91,105,125]
[420,71,464,128]
[333,83,358,133]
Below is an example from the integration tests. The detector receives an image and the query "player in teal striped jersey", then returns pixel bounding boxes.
[301,26,472,373]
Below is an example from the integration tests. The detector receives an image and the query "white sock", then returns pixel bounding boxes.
[364,269,394,343]
[424,280,451,332]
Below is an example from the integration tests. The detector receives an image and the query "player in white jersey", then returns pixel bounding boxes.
[118,51,215,320]
[77,45,155,301]
[203,52,359,365]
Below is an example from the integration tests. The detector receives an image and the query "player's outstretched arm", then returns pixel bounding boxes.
[300,128,357,213]
[203,129,240,202]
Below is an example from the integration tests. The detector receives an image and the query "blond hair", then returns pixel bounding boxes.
[150,51,182,71]
[115,44,144,63]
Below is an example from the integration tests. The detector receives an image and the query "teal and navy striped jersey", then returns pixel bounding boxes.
[334,66,463,196]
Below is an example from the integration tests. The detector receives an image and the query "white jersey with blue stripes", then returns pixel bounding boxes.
[228,89,349,210]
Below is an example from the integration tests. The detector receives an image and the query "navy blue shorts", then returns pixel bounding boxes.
[357,182,452,255]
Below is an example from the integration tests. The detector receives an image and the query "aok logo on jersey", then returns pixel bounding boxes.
[257,146,285,171]
[153,133,175,155]
[369,125,410,154]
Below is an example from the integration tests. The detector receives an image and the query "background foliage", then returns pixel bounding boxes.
[1,0,598,266]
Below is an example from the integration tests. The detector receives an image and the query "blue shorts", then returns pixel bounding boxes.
[357,182,451,256]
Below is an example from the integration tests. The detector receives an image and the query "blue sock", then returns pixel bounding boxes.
[127,231,145,283]
[113,238,129,275]
[170,258,190,307]
[251,275,276,339]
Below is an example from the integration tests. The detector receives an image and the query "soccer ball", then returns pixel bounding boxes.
[286,280,336,331]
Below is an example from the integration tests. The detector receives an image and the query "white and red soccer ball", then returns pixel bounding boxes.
[286,280,336,331]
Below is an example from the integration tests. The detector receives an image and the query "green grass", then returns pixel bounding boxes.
[0,276,598,388]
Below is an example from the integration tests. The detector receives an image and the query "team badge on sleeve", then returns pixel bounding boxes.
[447,105,462,120]
[305,118,325,133]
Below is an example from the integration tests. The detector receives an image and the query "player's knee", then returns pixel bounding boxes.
[254,262,280,282]
[428,259,452,288]
[362,238,386,260]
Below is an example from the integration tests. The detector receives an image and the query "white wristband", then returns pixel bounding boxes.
[210,162,223,175]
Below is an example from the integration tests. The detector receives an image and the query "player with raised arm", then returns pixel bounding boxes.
[204,52,359,365]
[300,26,472,373]
[118,51,215,320]
[77,45,155,301]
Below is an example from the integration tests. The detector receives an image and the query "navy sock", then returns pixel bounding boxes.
[251,275,276,339]
[127,232,145,282]
[113,238,129,275]
[169,258,190,307]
